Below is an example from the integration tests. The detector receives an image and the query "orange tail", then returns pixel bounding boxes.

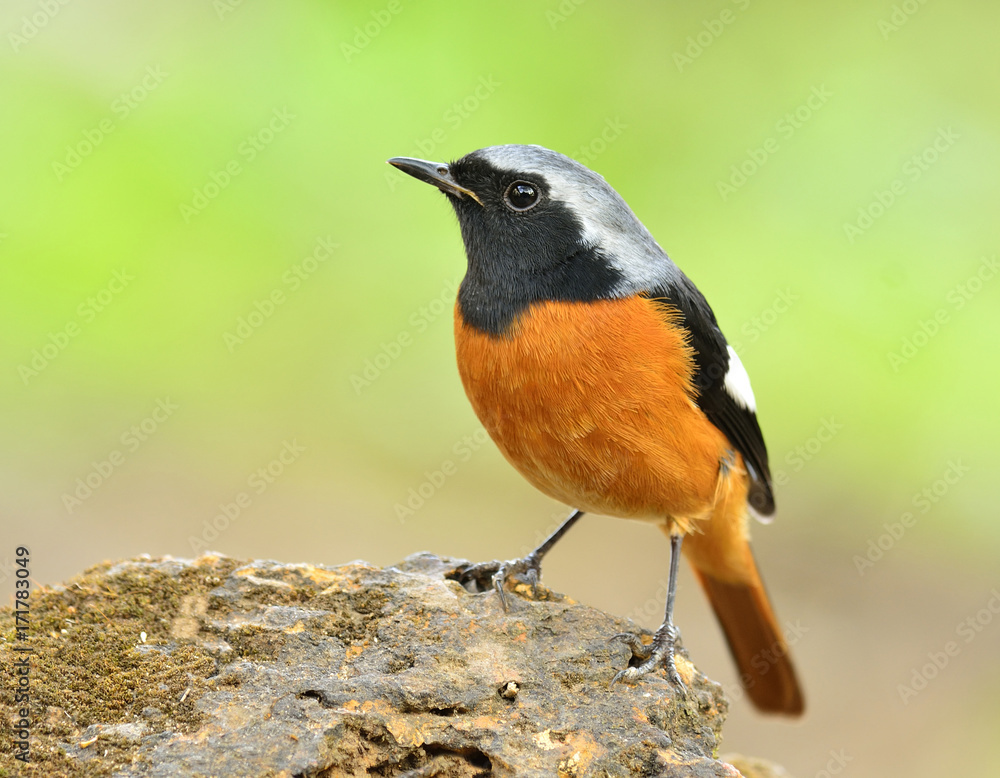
[689,561,804,715]
[680,485,804,715]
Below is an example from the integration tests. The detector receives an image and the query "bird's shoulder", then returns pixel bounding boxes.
[644,275,775,516]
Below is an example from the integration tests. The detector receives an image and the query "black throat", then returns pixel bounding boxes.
[456,238,624,336]
[448,157,623,337]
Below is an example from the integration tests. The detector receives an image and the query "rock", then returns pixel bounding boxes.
[0,552,784,776]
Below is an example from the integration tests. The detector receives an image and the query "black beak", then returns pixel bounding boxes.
[387,157,484,206]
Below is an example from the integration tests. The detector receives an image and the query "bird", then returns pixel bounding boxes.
[388,144,804,715]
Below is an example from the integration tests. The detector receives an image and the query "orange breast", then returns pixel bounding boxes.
[454,296,736,528]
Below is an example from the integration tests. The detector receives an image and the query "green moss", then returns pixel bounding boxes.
[219,624,285,663]
[0,556,239,776]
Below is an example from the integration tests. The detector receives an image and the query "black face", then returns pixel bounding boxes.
[446,154,622,337]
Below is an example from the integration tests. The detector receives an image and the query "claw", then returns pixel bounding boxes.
[609,632,652,659]
[610,532,687,693]
[451,510,584,609]
[611,666,642,686]
[454,553,543,610]
[454,560,501,592]
[491,566,511,610]
[611,625,686,693]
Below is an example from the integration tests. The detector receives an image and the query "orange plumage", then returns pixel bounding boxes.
[455,295,731,530]
[455,295,803,714]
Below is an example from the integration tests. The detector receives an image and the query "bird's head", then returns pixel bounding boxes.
[389,144,676,335]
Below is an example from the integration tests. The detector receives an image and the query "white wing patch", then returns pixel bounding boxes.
[723,346,757,413]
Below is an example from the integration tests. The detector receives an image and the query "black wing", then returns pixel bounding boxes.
[647,278,775,516]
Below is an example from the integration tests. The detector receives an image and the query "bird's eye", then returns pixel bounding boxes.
[504,180,540,211]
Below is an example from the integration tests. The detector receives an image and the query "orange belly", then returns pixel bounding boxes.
[454,296,741,531]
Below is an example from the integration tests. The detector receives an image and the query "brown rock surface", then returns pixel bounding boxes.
[0,552,780,776]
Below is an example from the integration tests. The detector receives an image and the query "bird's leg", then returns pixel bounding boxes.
[612,532,686,690]
[455,509,585,610]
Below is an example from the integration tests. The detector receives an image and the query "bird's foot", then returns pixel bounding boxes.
[611,623,686,692]
[453,553,542,611]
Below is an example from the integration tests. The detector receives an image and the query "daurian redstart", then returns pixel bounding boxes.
[389,145,804,715]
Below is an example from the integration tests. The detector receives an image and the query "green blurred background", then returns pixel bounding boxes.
[2,0,998,774]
